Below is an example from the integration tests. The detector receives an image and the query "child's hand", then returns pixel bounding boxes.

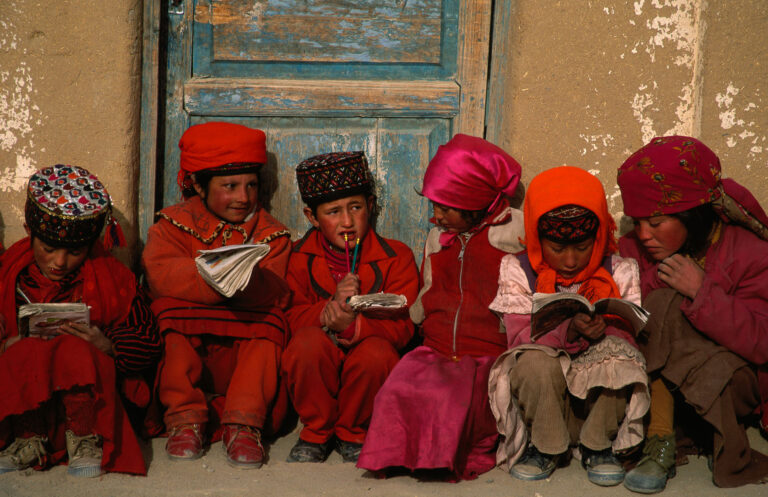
[321,300,356,333]
[59,322,114,356]
[333,273,360,302]
[658,254,705,299]
[567,313,606,342]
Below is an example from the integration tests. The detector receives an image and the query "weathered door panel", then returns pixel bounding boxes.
[141,0,492,259]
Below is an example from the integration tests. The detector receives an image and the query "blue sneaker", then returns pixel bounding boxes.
[581,445,625,487]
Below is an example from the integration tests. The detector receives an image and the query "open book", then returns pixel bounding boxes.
[18,302,91,338]
[195,243,271,298]
[530,292,649,341]
[347,293,408,312]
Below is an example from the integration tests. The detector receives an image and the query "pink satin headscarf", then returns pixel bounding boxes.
[421,134,522,211]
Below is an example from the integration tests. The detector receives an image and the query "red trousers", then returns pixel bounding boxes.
[281,326,399,444]
[159,332,280,429]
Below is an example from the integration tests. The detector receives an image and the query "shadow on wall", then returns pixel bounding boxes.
[260,152,279,214]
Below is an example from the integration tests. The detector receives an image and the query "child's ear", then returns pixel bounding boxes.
[192,174,205,199]
[303,207,320,228]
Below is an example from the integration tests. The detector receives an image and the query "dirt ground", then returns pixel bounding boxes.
[1,426,766,497]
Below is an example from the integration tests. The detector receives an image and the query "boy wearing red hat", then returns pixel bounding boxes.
[142,122,292,469]
[282,152,419,463]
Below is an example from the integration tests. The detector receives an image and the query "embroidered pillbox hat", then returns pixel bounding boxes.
[25,164,125,249]
[296,151,373,206]
[178,121,267,194]
[538,204,599,244]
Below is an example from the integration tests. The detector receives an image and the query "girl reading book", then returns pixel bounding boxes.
[617,136,768,492]
[0,164,161,477]
[357,134,526,480]
[488,166,649,487]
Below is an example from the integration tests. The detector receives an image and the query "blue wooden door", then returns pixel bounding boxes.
[140,0,493,258]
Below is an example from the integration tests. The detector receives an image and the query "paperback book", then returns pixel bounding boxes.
[195,243,271,298]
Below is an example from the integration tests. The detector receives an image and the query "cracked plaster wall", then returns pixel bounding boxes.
[488,0,767,230]
[0,0,142,265]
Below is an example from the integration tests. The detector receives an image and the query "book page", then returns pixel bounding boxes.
[530,295,592,340]
[18,303,90,339]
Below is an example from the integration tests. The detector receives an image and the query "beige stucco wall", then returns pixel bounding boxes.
[1,0,765,265]
[487,0,768,232]
[0,0,142,264]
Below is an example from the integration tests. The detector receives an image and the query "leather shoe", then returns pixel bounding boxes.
[166,424,204,461]
[222,424,264,469]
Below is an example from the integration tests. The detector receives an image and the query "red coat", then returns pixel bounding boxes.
[0,238,156,475]
[142,196,292,345]
[620,223,768,430]
[286,228,419,349]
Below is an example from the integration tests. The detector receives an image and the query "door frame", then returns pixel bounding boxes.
[138,0,493,243]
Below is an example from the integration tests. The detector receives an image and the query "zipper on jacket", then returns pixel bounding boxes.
[451,234,470,360]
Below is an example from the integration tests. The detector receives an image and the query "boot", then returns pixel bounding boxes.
[65,430,102,478]
[624,434,676,493]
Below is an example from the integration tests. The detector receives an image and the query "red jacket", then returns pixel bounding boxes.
[620,223,768,430]
[142,196,292,344]
[411,205,525,359]
[286,228,419,350]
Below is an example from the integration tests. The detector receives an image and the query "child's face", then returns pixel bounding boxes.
[432,202,474,233]
[632,215,687,261]
[195,173,259,224]
[31,237,90,281]
[541,237,596,279]
[304,194,372,251]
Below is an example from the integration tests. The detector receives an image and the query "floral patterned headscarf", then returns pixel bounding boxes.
[618,135,768,240]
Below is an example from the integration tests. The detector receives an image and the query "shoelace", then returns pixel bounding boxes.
[68,433,101,459]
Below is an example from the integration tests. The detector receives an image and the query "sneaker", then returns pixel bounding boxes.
[222,424,264,469]
[286,438,330,463]
[65,430,102,478]
[335,438,363,463]
[581,445,625,487]
[166,423,204,461]
[509,444,557,481]
[624,434,676,494]
[0,436,48,474]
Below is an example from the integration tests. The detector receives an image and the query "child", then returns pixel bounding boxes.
[488,166,649,486]
[357,134,525,480]
[618,136,768,491]
[141,122,292,469]
[0,164,161,477]
[282,151,419,463]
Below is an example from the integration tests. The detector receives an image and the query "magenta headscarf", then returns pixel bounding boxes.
[421,134,521,212]
[618,136,768,237]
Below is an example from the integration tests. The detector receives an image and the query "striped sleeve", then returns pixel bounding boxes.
[104,285,162,374]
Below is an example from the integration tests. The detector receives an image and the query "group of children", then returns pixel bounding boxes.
[0,123,766,493]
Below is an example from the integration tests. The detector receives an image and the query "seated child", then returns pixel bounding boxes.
[0,164,161,477]
[141,122,292,469]
[282,151,419,463]
[488,166,649,486]
[357,134,525,480]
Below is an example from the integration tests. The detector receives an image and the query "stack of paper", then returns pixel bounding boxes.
[195,243,271,298]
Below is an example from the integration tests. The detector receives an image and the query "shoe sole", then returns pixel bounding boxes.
[167,450,203,461]
[623,467,675,493]
[509,467,555,481]
[587,471,625,487]
[226,457,263,470]
[67,465,102,478]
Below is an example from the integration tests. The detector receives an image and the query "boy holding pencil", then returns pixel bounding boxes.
[282,151,419,463]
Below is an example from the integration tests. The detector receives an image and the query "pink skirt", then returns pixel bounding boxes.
[357,346,498,480]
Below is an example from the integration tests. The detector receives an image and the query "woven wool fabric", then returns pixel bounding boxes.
[25,164,112,247]
[295,151,372,205]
